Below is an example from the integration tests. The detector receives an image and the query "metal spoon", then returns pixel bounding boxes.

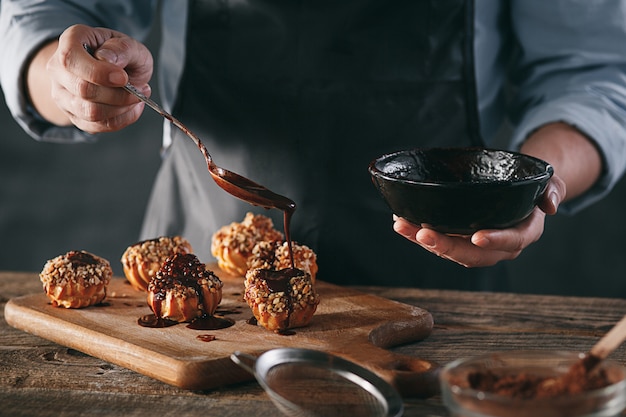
[84,44,296,212]
[121,83,296,212]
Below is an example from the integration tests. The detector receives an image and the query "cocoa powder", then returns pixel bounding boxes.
[467,365,612,399]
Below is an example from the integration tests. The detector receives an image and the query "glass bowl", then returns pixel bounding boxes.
[440,350,626,417]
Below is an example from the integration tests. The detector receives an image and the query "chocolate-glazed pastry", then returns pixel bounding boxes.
[248,240,318,283]
[147,253,223,323]
[121,236,193,291]
[39,250,112,308]
[244,267,320,333]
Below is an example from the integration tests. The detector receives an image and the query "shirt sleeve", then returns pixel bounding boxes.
[0,0,157,143]
[508,0,626,213]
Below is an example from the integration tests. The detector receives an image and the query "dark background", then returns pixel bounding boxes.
[1,29,625,298]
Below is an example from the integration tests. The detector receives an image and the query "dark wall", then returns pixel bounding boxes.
[0,88,162,277]
[1,33,625,297]
[0,20,164,279]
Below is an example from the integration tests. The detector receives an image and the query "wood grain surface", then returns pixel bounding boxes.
[4,267,435,396]
[3,271,626,417]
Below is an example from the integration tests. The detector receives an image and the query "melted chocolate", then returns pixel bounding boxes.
[138,313,235,330]
[149,254,213,315]
[283,210,295,269]
[257,268,304,292]
[67,250,98,267]
[200,139,296,267]
[93,302,111,308]
[138,314,178,328]
[139,254,231,330]
[211,171,297,267]
[155,254,209,294]
[258,268,305,330]
[186,315,234,330]
[176,103,298,267]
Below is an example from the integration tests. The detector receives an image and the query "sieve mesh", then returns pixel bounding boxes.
[264,362,388,417]
[231,348,403,417]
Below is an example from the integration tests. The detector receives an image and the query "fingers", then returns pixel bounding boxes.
[47,68,147,132]
[391,171,564,268]
[393,209,547,268]
[392,215,422,244]
[537,175,567,215]
[46,24,153,133]
[414,228,521,268]
[48,57,137,107]
[414,228,499,267]
[55,25,129,87]
[60,97,146,133]
[93,36,153,86]
[470,208,545,251]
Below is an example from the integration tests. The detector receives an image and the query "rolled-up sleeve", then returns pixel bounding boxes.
[0,0,156,143]
[508,0,626,213]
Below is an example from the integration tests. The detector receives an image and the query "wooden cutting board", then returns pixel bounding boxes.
[4,265,437,397]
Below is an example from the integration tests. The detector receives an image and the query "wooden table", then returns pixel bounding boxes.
[2,271,626,417]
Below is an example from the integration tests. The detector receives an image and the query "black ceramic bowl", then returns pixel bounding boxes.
[368,148,554,235]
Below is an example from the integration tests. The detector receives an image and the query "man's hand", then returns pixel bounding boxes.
[393,172,566,267]
[27,24,153,133]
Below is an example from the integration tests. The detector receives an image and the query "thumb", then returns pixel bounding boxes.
[81,44,128,86]
[92,36,153,87]
[94,47,121,65]
[538,174,566,215]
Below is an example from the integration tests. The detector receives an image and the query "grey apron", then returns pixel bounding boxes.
[142,0,509,290]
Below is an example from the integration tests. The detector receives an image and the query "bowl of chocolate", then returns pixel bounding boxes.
[368,148,553,234]
[440,350,626,417]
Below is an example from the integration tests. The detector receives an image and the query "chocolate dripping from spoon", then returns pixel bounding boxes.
[168,118,298,270]
[84,44,296,268]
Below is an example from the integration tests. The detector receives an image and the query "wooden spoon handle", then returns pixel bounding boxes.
[590,314,626,360]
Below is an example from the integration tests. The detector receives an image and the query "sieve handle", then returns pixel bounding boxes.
[333,342,440,398]
[230,351,257,375]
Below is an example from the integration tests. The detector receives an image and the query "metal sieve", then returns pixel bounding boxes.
[231,348,404,417]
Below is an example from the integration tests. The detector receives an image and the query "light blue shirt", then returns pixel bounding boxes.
[2,0,626,213]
